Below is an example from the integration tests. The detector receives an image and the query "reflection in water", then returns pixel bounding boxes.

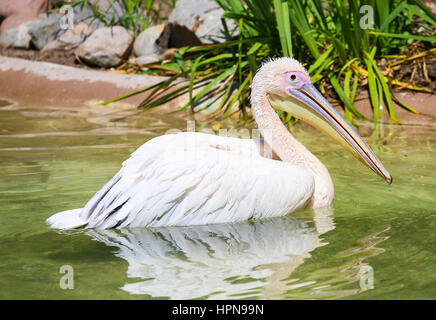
[85,208,335,299]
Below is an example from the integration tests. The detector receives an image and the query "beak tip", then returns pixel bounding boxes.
[385,175,393,185]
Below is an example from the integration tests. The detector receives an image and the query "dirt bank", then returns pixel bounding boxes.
[0,55,168,108]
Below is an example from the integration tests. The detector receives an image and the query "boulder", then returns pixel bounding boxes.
[86,0,124,24]
[132,21,204,65]
[0,13,67,49]
[72,0,143,31]
[160,23,202,48]
[75,26,133,68]
[41,22,93,52]
[168,0,237,44]
[0,23,32,48]
[134,55,160,65]
[133,22,203,59]
[133,24,166,57]
[27,13,65,50]
[72,1,109,30]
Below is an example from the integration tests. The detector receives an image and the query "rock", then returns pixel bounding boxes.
[161,23,202,48]
[168,0,237,44]
[87,0,124,24]
[0,23,32,48]
[133,24,166,57]
[0,12,68,50]
[41,22,93,52]
[135,55,160,65]
[133,22,203,58]
[72,2,105,30]
[0,0,47,32]
[27,13,65,50]
[75,26,133,68]
[72,0,141,31]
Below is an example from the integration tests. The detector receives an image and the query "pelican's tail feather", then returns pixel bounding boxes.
[46,209,86,229]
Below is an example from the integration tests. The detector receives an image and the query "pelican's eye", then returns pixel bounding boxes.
[285,71,308,90]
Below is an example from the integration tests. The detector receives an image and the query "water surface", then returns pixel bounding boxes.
[0,100,435,299]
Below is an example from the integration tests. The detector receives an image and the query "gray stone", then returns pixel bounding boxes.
[133,24,166,57]
[88,0,124,24]
[72,2,108,30]
[135,55,160,65]
[160,23,201,48]
[41,22,93,52]
[27,13,66,50]
[72,0,147,31]
[133,22,202,58]
[0,13,68,49]
[75,26,134,68]
[0,23,32,48]
[168,0,237,44]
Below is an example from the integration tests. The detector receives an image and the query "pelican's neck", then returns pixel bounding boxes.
[252,95,334,208]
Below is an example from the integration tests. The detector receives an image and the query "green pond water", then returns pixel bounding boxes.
[0,100,435,300]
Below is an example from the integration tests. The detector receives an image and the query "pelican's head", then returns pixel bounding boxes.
[251,57,392,184]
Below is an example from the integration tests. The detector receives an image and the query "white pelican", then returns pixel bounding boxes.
[47,58,392,229]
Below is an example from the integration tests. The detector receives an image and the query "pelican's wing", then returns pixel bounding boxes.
[79,132,315,228]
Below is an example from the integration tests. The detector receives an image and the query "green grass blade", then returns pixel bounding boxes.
[308,46,333,74]
[273,0,291,56]
[364,56,380,125]
[369,31,436,43]
[188,56,203,112]
[329,73,366,120]
[368,55,400,123]
[350,73,359,104]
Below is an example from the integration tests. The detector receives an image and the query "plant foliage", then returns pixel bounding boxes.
[105,0,436,125]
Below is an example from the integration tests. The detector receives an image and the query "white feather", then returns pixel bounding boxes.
[47,132,315,229]
[46,209,85,229]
